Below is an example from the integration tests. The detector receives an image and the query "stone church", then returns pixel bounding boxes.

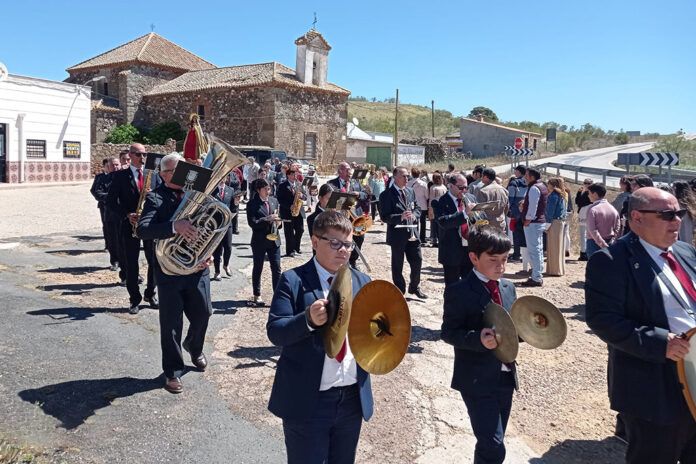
[65,30,349,164]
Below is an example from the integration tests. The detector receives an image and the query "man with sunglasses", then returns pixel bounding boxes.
[266,210,373,463]
[106,143,161,314]
[586,187,696,463]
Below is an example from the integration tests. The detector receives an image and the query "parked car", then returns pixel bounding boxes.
[234,146,287,166]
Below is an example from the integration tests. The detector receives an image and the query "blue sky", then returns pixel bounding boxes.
[1,0,693,134]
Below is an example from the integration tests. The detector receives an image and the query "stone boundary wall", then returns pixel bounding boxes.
[90,139,177,176]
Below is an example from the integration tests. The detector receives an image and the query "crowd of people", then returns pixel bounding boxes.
[89,145,696,463]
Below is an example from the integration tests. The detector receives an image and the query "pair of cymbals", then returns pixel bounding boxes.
[482,295,567,363]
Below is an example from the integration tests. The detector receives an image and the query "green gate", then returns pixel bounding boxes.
[366,147,393,169]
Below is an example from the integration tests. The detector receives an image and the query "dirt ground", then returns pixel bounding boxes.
[208,213,626,463]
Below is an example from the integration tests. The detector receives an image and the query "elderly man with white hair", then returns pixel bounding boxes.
[137,153,212,394]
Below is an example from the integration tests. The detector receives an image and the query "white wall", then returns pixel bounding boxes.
[0,75,91,163]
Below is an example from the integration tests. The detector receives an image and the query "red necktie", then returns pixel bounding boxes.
[457,198,469,239]
[327,276,348,363]
[137,168,143,191]
[661,251,696,303]
[484,279,502,305]
[219,186,225,201]
[340,181,347,193]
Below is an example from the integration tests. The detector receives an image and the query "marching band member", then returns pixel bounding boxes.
[307,183,335,238]
[328,162,369,269]
[105,143,160,314]
[435,173,475,285]
[378,166,427,299]
[277,167,306,257]
[247,179,282,306]
[136,153,211,394]
[441,227,517,464]
[267,210,373,464]
[211,179,237,281]
[91,157,120,270]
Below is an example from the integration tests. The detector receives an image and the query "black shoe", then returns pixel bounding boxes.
[138,275,144,284]
[164,377,183,394]
[232,230,240,235]
[517,278,543,287]
[128,303,140,314]
[565,250,571,258]
[508,255,522,263]
[144,295,159,309]
[295,249,302,255]
[578,252,588,261]
[285,252,296,258]
[118,279,127,287]
[409,288,428,299]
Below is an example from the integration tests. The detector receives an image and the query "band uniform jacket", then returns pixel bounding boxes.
[135,184,209,280]
[435,194,470,266]
[441,271,518,395]
[277,180,306,219]
[585,232,696,425]
[266,259,374,421]
[306,205,325,238]
[247,195,282,248]
[378,186,421,247]
[212,185,236,215]
[105,167,161,222]
[90,172,111,209]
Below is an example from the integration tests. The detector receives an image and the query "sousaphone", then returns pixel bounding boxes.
[323,265,411,374]
[676,327,696,421]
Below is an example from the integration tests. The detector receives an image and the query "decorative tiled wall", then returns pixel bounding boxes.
[6,161,91,183]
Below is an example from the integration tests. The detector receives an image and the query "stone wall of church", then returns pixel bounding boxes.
[272,88,347,165]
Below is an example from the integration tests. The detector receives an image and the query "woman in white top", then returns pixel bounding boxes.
[407,167,430,243]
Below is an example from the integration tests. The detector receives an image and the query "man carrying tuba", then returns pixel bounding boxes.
[136,153,211,394]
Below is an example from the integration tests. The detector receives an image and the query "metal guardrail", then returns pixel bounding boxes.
[535,162,696,184]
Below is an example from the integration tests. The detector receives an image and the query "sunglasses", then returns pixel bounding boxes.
[317,236,355,251]
[637,209,687,221]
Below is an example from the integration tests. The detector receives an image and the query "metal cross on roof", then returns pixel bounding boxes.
[312,12,317,30]
[150,23,155,32]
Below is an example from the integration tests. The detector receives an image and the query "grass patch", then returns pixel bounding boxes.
[0,440,45,464]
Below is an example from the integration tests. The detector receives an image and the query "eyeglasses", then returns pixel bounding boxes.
[160,168,174,173]
[637,209,687,221]
[317,235,355,251]
[455,184,468,190]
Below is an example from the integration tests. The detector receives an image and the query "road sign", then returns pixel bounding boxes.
[546,128,557,141]
[617,152,679,167]
[507,149,534,157]
[514,137,523,149]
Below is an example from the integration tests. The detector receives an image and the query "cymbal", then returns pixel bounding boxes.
[483,302,519,364]
[349,280,411,375]
[323,265,353,358]
[510,295,567,350]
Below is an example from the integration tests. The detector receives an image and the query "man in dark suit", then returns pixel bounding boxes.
[91,156,120,270]
[441,227,518,464]
[136,153,211,394]
[247,178,282,306]
[211,179,238,280]
[277,168,305,257]
[378,166,427,299]
[586,187,696,464]
[436,173,475,285]
[307,183,335,239]
[267,210,373,464]
[105,143,161,314]
[328,162,369,269]
[228,169,242,234]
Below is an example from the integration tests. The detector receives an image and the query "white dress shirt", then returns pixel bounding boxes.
[312,258,358,391]
[473,269,510,371]
[639,238,696,334]
[130,164,143,185]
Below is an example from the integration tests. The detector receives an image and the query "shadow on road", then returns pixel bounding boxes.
[38,282,118,295]
[421,266,444,276]
[18,376,162,429]
[211,299,248,315]
[71,235,102,242]
[46,249,105,256]
[227,345,280,369]
[408,325,441,354]
[27,306,125,322]
[38,266,110,275]
[528,437,625,464]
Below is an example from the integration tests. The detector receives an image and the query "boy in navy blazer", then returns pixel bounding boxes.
[441,227,518,464]
[267,210,373,464]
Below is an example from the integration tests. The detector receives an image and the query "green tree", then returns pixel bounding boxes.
[614,132,629,145]
[105,124,141,144]
[143,121,185,145]
[467,106,498,122]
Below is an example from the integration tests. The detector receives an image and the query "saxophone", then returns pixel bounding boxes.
[290,181,304,217]
[155,135,249,276]
[132,168,154,238]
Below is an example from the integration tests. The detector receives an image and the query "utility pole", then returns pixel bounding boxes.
[393,88,399,169]
[431,100,435,138]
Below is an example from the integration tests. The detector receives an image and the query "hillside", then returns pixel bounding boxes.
[347,100,460,138]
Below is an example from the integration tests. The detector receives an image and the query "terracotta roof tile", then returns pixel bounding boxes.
[67,33,215,72]
[294,29,331,50]
[145,62,349,96]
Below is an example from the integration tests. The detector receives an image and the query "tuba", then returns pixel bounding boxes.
[155,135,249,275]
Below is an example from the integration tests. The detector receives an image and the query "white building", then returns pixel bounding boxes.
[0,68,91,183]
[346,122,425,167]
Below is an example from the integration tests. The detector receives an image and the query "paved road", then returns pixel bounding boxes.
[0,219,285,462]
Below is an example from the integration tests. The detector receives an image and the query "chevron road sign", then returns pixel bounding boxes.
[506,148,534,157]
[617,152,679,166]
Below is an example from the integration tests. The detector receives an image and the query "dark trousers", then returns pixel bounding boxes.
[349,234,365,268]
[252,243,281,296]
[213,227,233,273]
[419,208,428,243]
[157,272,211,378]
[119,221,156,306]
[443,248,473,285]
[461,372,516,464]
[282,384,363,464]
[370,195,378,221]
[283,216,305,255]
[431,220,439,245]
[231,212,239,233]
[623,408,696,464]
[390,240,422,293]
[103,215,120,266]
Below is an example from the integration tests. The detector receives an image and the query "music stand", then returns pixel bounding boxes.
[302,177,314,187]
[351,169,368,180]
[171,162,212,192]
[144,153,166,171]
[326,192,358,211]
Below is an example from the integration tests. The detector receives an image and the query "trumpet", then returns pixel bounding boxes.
[257,208,290,241]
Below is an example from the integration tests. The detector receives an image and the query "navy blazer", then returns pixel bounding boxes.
[277,180,306,219]
[247,195,281,248]
[105,167,161,222]
[585,232,696,425]
[378,185,421,247]
[441,272,517,395]
[266,260,374,421]
[435,193,471,266]
[306,205,325,238]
